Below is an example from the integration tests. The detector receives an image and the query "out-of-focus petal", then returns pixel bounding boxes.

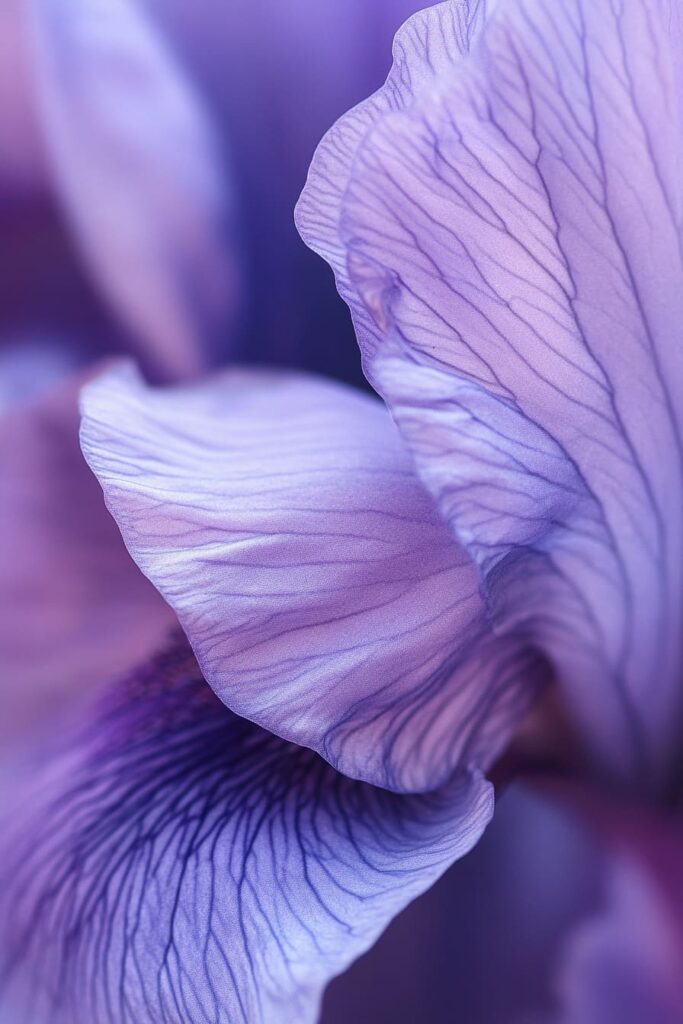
[0,333,82,414]
[80,363,545,793]
[0,195,124,387]
[0,366,174,750]
[297,0,683,787]
[27,0,238,380]
[144,0,427,385]
[0,0,46,193]
[324,781,603,1024]
[557,853,683,1024]
[0,638,492,1024]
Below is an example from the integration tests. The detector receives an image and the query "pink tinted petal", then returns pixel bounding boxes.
[80,364,546,792]
[0,366,174,749]
[297,0,683,786]
[28,0,238,379]
[0,0,46,193]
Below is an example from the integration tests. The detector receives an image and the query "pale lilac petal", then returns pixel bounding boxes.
[0,367,174,750]
[28,0,238,379]
[296,0,493,367]
[0,638,492,1024]
[80,363,545,792]
[297,0,683,785]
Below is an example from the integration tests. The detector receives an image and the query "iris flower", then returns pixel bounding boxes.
[2,0,683,1021]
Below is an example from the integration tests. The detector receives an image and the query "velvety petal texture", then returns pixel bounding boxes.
[80,363,545,793]
[0,367,174,750]
[0,638,492,1024]
[28,0,238,379]
[297,0,683,787]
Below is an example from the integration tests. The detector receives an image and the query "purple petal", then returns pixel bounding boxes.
[28,0,239,379]
[0,367,174,750]
[80,363,545,792]
[557,854,683,1023]
[324,781,603,1023]
[0,0,45,193]
[297,0,683,786]
[553,798,683,1023]
[0,637,492,1024]
[0,333,83,414]
[145,0,427,384]
[296,0,492,369]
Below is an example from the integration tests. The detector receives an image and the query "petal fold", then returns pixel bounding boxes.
[80,363,545,792]
[296,0,494,365]
[297,0,683,786]
[0,639,492,1024]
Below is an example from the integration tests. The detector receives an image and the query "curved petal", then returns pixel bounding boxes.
[0,637,492,1024]
[324,781,603,1023]
[297,0,683,786]
[27,0,238,379]
[296,0,494,369]
[80,363,545,793]
[0,366,174,750]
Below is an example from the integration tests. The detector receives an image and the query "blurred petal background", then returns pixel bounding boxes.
[1,0,416,745]
[142,0,422,383]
